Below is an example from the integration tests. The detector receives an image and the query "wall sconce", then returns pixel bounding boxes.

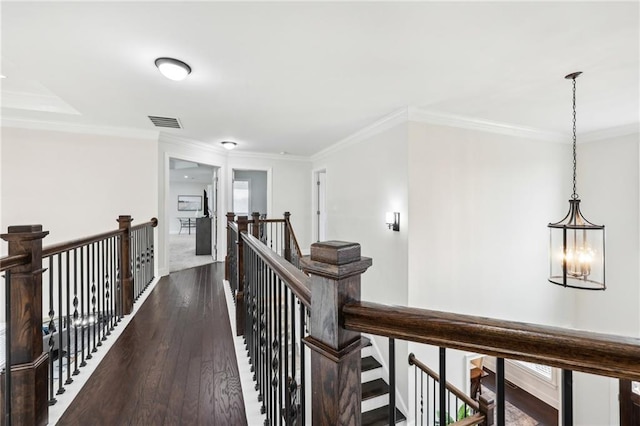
[386,212,400,231]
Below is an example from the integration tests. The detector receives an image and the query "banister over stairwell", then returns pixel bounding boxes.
[227,211,640,425]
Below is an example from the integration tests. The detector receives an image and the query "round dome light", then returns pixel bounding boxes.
[221,141,237,150]
[155,57,191,81]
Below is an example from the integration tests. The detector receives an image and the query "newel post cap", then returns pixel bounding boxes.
[302,241,372,279]
[1,225,49,242]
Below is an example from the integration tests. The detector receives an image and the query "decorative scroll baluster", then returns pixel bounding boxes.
[80,246,87,367]
[48,258,57,405]
[65,252,72,386]
[72,249,80,376]
[97,240,103,347]
[105,238,111,338]
[299,302,306,426]
[91,243,97,354]
[57,254,65,395]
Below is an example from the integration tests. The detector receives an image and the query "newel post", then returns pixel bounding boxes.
[479,394,495,426]
[1,225,49,426]
[302,241,372,425]
[251,212,261,239]
[225,212,235,281]
[117,215,134,315]
[283,212,292,262]
[236,216,248,336]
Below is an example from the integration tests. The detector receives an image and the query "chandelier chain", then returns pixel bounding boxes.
[571,77,578,200]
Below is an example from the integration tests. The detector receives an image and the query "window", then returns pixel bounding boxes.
[233,180,250,216]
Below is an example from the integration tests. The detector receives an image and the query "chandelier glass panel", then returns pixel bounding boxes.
[548,72,605,290]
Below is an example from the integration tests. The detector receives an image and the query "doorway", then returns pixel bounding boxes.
[168,158,218,272]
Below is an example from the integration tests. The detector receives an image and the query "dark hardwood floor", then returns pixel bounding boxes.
[483,369,558,426]
[58,263,247,426]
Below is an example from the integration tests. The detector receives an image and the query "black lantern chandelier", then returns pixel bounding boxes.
[548,72,605,290]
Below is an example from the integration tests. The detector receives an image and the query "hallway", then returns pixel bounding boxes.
[58,263,247,425]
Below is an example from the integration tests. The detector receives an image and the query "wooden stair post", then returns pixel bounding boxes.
[117,215,134,315]
[236,216,248,336]
[1,225,49,426]
[479,394,495,426]
[225,212,235,281]
[302,241,372,425]
[251,212,261,239]
[283,211,292,262]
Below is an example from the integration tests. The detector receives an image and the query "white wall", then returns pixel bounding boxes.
[312,122,410,413]
[169,181,209,234]
[1,127,158,247]
[571,132,640,426]
[406,122,573,420]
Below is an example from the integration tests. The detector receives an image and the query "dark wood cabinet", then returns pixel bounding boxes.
[196,217,212,255]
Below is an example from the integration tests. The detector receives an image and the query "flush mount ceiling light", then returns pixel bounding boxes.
[221,141,237,150]
[548,72,605,290]
[155,57,191,81]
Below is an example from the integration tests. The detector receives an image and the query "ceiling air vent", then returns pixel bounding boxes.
[148,116,182,129]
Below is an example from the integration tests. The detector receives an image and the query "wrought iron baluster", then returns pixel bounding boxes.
[91,242,97,355]
[276,276,283,426]
[496,357,505,426]
[299,303,306,426]
[105,238,111,337]
[389,338,395,425]
[65,251,72,386]
[80,246,87,366]
[57,254,65,395]
[72,249,79,376]
[562,369,573,426]
[97,240,103,346]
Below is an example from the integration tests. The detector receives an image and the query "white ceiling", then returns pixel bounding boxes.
[169,158,215,184]
[1,2,638,157]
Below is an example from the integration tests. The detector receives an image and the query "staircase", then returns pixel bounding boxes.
[361,339,407,425]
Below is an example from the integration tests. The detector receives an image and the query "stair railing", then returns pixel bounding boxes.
[0,216,157,425]
[409,353,493,426]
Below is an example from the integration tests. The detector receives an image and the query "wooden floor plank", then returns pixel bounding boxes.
[58,263,247,425]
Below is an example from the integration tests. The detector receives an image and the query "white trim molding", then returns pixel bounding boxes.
[580,123,640,143]
[1,116,160,140]
[408,107,567,143]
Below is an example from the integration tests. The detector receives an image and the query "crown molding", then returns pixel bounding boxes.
[408,107,567,143]
[1,116,160,140]
[310,107,409,162]
[579,123,639,143]
[228,150,310,162]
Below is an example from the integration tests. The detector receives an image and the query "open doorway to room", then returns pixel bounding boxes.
[232,169,268,217]
[168,158,219,272]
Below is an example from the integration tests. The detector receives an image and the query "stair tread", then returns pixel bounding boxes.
[361,356,382,372]
[362,405,406,426]
[361,378,389,400]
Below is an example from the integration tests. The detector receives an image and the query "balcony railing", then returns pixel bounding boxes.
[226,215,640,426]
[0,216,157,425]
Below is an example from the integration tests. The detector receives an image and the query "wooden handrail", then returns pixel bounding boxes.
[0,253,30,272]
[452,413,485,426]
[42,216,157,258]
[228,221,239,234]
[131,217,158,232]
[241,232,311,307]
[344,301,640,381]
[408,353,479,410]
[285,216,303,260]
[42,229,124,257]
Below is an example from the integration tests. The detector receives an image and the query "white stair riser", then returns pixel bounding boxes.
[362,393,388,412]
[362,368,382,383]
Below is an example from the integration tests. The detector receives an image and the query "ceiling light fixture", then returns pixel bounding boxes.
[221,141,237,150]
[548,72,605,290]
[0,75,6,79]
[155,57,191,81]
